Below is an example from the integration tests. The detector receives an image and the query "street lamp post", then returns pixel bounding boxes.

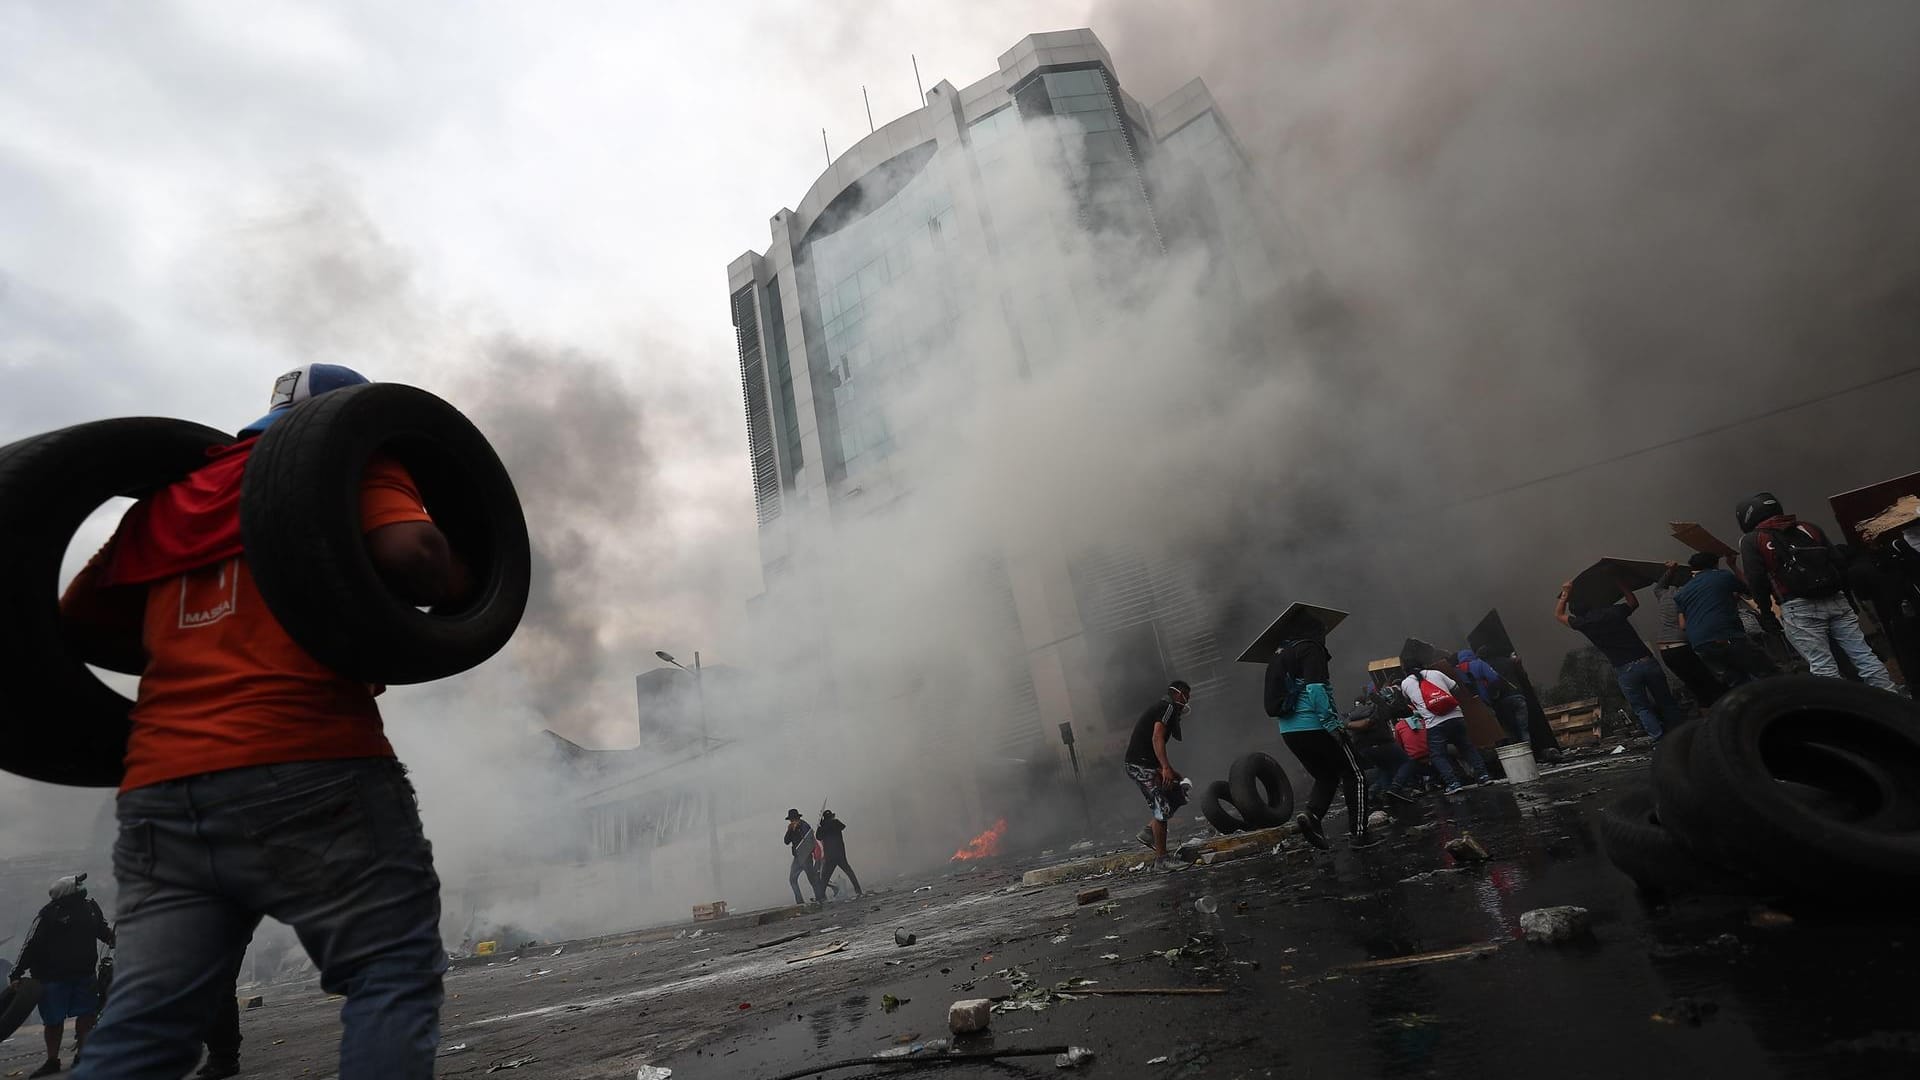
[657,649,724,900]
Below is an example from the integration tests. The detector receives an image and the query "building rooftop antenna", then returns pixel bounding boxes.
[821,128,831,166]
[863,86,875,133]
[912,54,925,105]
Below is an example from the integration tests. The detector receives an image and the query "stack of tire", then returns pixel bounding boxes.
[1199,751,1297,834]
[1599,676,1920,897]
[0,385,531,788]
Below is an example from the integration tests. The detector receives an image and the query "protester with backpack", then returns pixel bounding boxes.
[1737,492,1897,692]
[1397,656,1491,795]
[1268,628,1378,850]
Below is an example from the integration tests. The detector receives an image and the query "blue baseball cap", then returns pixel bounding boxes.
[238,363,370,435]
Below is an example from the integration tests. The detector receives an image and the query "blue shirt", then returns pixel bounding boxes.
[1673,569,1747,648]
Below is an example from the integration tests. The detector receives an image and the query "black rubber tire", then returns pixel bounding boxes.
[1200,780,1247,835]
[1689,676,1920,892]
[1228,751,1295,828]
[0,419,235,787]
[1598,789,1756,896]
[0,976,43,1043]
[1650,723,1729,869]
[241,383,531,684]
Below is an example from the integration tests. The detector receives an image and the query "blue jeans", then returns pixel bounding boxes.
[1615,656,1676,738]
[1780,595,1897,691]
[1495,694,1532,745]
[75,759,445,1080]
[1423,719,1488,788]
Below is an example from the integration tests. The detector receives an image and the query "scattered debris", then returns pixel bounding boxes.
[1342,943,1500,972]
[914,885,936,893]
[1234,900,1250,915]
[1049,933,1071,945]
[241,994,264,1010]
[895,930,918,947]
[1147,1055,1170,1065]
[486,1057,538,1072]
[1075,887,1110,906]
[1099,953,1122,961]
[786,941,847,964]
[1055,1046,1096,1069]
[1194,897,1218,915]
[1519,906,1593,945]
[439,1043,469,1056]
[1366,810,1390,829]
[1080,987,1226,997]
[474,940,498,956]
[636,1068,673,1080]
[1748,906,1794,929]
[1069,840,1096,851]
[755,931,811,950]
[1651,996,1720,1026]
[1611,744,1627,755]
[882,993,909,1013]
[1443,834,1490,863]
[949,998,993,1034]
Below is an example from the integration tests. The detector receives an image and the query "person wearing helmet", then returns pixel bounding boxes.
[1736,492,1897,692]
[60,366,471,1080]
[8,874,115,1078]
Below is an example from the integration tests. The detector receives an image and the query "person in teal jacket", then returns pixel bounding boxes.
[1267,625,1379,851]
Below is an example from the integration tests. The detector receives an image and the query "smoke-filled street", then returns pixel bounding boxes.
[9,754,1905,1079]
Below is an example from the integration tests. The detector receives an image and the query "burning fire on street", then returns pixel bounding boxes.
[950,819,1008,861]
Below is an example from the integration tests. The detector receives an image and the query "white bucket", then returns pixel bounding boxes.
[1496,743,1540,784]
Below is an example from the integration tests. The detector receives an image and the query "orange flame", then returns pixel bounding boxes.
[950,818,1008,861]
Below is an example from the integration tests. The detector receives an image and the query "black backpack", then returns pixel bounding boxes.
[1763,526,1843,598]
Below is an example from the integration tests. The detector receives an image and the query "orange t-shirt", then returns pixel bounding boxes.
[109,457,433,792]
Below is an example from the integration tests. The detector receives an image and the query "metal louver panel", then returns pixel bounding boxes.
[731,284,781,524]
[1072,547,1225,697]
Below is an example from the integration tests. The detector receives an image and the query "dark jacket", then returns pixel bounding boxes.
[783,820,816,863]
[817,816,847,857]
[1740,514,1840,606]
[13,895,113,982]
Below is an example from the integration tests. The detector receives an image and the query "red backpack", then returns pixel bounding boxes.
[1415,675,1458,716]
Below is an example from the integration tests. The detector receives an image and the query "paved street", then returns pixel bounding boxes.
[9,751,1914,1079]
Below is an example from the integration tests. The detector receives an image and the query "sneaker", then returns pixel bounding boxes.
[197,1059,242,1080]
[1294,811,1330,851]
[1442,783,1465,795]
[1349,829,1384,850]
[1477,774,1494,786]
[29,1061,61,1079]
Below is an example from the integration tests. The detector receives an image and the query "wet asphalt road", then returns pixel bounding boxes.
[5,751,1916,1079]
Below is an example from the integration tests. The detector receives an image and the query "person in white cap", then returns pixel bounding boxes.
[9,874,115,1077]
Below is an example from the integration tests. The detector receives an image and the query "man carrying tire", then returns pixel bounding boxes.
[8,875,114,1078]
[64,365,469,1080]
[1737,492,1899,693]
[1270,629,1377,850]
[1123,681,1193,864]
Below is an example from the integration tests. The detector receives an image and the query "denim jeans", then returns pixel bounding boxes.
[1780,594,1897,691]
[1495,694,1532,745]
[789,857,822,905]
[1358,741,1416,792]
[1614,656,1676,738]
[75,758,445,1080]
[1693,637,1777,687]
[1423,719,1488,788]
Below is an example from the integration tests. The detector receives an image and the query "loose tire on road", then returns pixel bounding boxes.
[241,383,531,685]
[0,419,234,787]
[1597,789,1754,896]
[1228,751,1295,828]
[1200,780,1248,835]
[1649,722,1730,869]
[0,977,43,1043]
[1689,676,1920,892]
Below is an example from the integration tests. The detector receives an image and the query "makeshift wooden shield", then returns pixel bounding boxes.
[1669,522,1739,560]
[1568,558,1672,612]
[1236,603,1349,663]
[1830,470,1920,549]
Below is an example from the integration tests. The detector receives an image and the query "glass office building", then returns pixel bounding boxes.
[726,29,1282,763]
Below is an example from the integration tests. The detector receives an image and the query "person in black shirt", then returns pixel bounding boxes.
[1124,681,1192,864]
[1347,687,1417,801]
[815,811,863,899]
[1555,579,1677,739]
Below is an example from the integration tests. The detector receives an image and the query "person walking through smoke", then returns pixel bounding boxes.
[1269,625,1378,851]
[1737,492,1898,692]
[58,366,470,1080]
[1674,552,1777,688]
[1399,654,1492,795]
[8,874,114,1078]
[783,810,825,905]
[1124,681,1192,865]
[815,810,863,900]
[1556,577,1679,739]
